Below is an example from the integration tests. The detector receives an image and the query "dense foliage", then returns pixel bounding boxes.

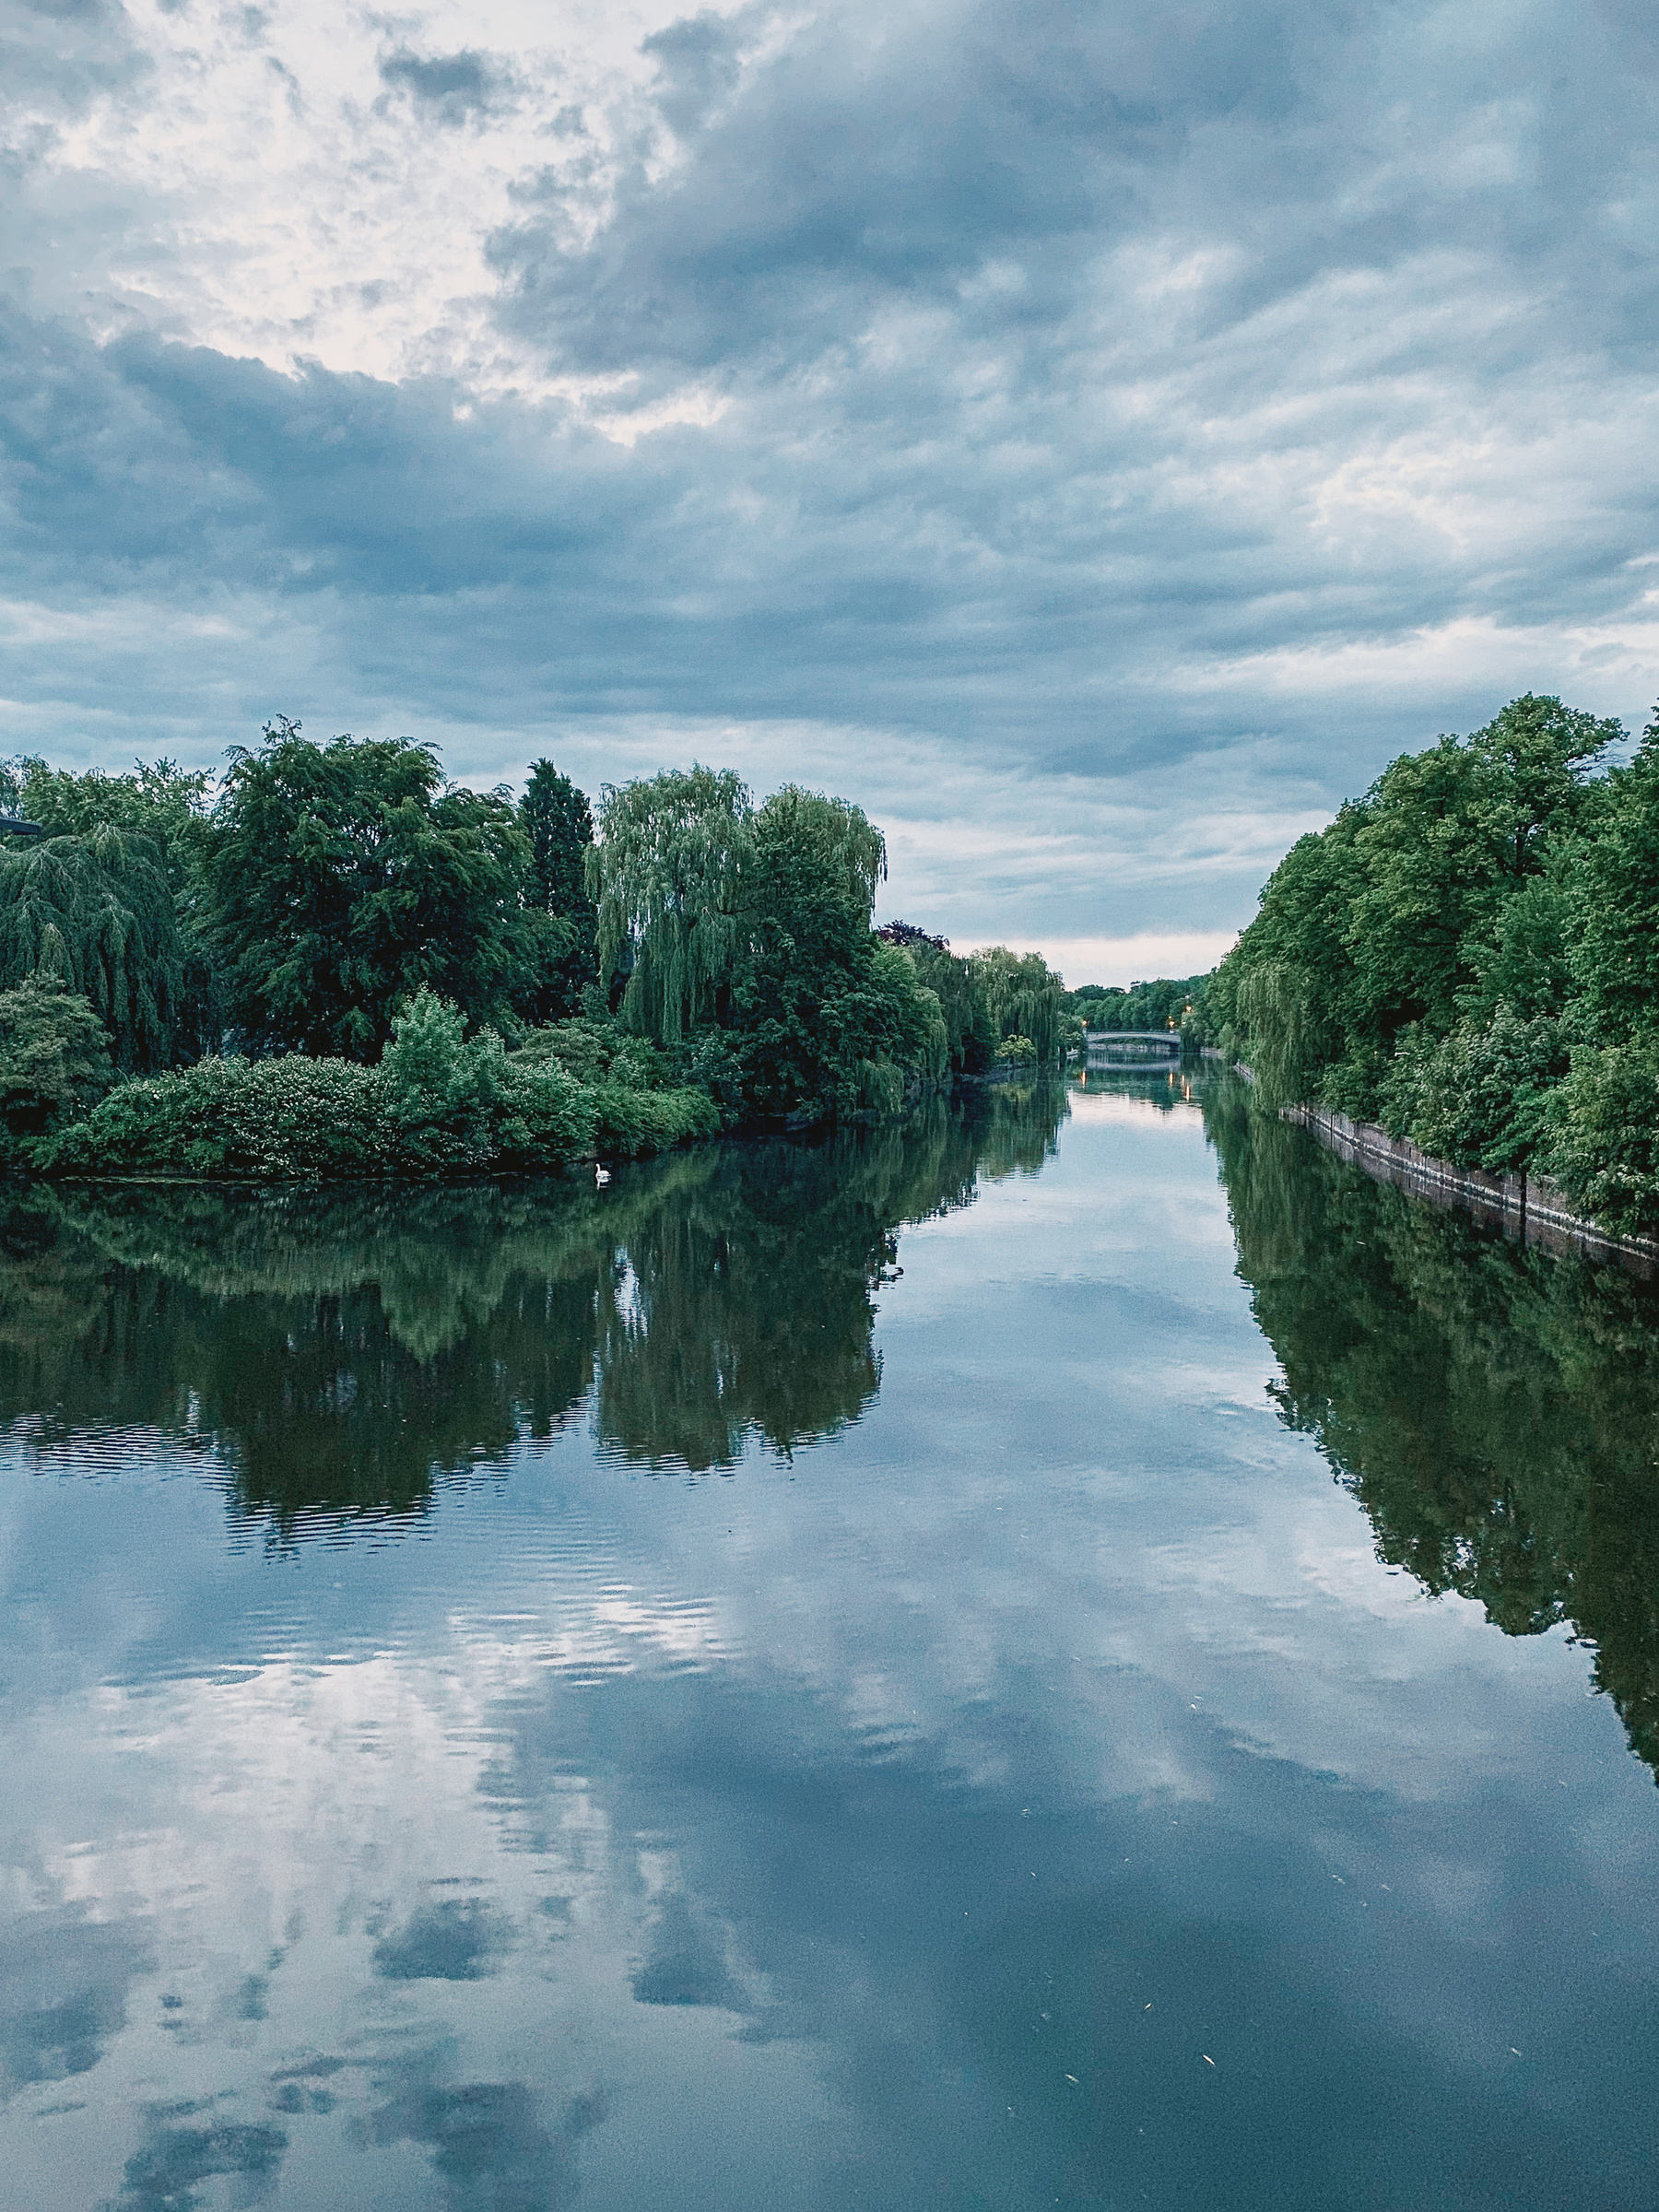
[0,975,113,1141]
[0,727,1066,1181]
[38,990,717,1182]
[1069,975,1205,1035]
[585,771,1067,1126]
[207,720,555,1057]
[1207,693,1659,1235]
[0,827,215,1068]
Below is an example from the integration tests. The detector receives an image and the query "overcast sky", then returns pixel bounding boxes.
[3,0,1655,981]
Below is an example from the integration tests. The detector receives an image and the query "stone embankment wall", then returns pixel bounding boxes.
[1286,1102,1659,1274]
[1197,1049,1659,1274]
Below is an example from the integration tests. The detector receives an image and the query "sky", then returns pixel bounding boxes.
[3,0,1656,982]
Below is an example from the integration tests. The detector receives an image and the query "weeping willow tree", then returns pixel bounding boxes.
[587,767,754,1043]
[1230,959,1327,1110]
[970,945,1067,1064]
[0,828,201,1070]
[751,785,887,912]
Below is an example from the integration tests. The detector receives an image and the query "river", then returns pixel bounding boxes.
[0,1069,1654,2210]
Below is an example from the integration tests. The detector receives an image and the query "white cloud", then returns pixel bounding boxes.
[1022,932,1239,987]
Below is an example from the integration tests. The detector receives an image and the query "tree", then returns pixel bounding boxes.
[970,946,1066,1064]
[519,761,597,1020]
[1212,694,1627,1120]
[0,826,208,1068]
[1465,693,1620,883]
[0,974,113,1140]
[7,756,223,1049]
[14,757,217,912]
[906,939,995,1073]
[207,721,552,1058]
[730,788,943,1120]
[1070,975,1208,1034]
[587,766,753,1043]
[1568,704,1659,1041]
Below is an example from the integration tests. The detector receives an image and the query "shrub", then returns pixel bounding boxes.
[587,1084,721,1158]
[685,1028,745,1128]
[0,975,113,1147]
[380,988,506,1174]
[512,1017,673,1092]
[998,1034,1039,1067]
[514,1017,618,1085]
[494,1062,596,1170]
[38,992,713,1182]
[40,1055,390,1180]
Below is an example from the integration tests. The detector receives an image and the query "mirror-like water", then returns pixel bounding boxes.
[1,1073,1655,2212]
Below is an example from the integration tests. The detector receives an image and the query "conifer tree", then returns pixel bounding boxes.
[519,761,598,1019]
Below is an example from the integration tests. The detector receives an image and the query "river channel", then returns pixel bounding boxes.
[0,1070,1654,2210]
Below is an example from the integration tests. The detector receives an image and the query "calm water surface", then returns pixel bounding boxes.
[1,1072,1655,2211]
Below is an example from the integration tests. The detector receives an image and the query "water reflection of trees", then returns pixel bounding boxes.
[1206,1077,1659,1781]
[0,1085,1066,1532]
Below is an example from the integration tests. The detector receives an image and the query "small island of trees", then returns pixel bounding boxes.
[0,721,1068,1182]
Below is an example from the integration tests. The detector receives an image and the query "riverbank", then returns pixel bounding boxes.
[1287,1100,1659,1273]
[1197,1050,1659,1272]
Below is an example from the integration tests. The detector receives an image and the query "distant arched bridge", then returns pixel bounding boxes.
[1084,1030,1183,1057]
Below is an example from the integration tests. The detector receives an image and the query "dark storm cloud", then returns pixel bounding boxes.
[495,0,1286,374]
[494,0,1658,382]
[378,47,517,125]
[2,0,1656,948]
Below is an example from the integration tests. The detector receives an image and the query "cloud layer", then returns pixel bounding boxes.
[3,0,1657,974]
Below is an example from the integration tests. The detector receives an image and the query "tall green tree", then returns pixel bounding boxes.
[731,787,944,1120]
[12,757,216,910]
[0,827,208,1068]
[1568,706,1659,1041]
[970,946,1066,1064]
[587,766,753,1042]
[519,761,598,1020]
[8,755,223,1045]
[207,720,550,1058]
[0,974,113,1141]
[1214,694,1623,1117]
[1465,693,1621,882]
[906,940,995,1074]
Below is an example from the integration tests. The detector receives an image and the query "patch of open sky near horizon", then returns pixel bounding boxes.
[3,0,1658,980]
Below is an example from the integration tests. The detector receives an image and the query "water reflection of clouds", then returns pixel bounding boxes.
[0,1454,1649,2206]
[1,1085,1657,2205]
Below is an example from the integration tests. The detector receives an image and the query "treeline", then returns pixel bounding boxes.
[0,725,1065,1181]
[1068,976,1206,1035]
[1207,693,1659,1238]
